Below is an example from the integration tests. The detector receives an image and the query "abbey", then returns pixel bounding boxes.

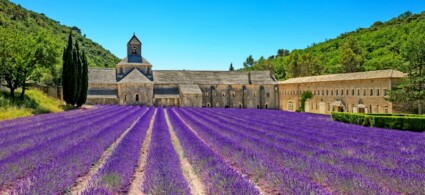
[87,34,279,108]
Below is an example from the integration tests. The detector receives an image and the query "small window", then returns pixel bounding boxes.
[346,90,349,96]
[135,94,139,102]
[239,104,242,108]
[357,89,360,96]
[327,103,330,111]
[322,90,324,96]
[205,92,209,97]
[331,90,334,96]
[132,46,137,54]
[254,93,256,97]
[341,90,344,96]
[377,89,380,96]
[352,89,355,96]
[335,90,338,96]
[363,89,367,96]
[266,92,270,97]
[207,103,211,107]
[124,94,127,101]
[370,89,373,96]
[326,90,329,96]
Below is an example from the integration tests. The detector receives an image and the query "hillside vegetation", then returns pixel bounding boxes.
[0,89,65,120]
[242,11,425,80]
[0,0,120,85]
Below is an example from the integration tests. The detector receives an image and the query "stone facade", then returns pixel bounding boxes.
[87,34,278,109]
[278,70,405,114]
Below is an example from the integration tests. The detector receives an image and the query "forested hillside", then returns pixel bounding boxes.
[242,11,425,80]
[0,0,120,85]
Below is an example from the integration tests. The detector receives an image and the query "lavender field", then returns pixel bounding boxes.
[0,106,424,194]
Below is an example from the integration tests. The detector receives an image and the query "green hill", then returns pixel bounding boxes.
[244,11,425,80]
[0,0,120,84]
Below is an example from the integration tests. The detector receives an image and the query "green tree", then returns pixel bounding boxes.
[277,49,290,57]
[388,34,425,114]
[339,38,364,73]
[298,91,313,112]
[0,28,58,99]
[272,56,286,80]
[243,55,255,70]
[77,50,88,107]
[285,50,301,78]
[62,30,78,105]
[229,63,234,71]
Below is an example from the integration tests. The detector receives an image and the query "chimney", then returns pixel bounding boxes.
[248,71,252,84]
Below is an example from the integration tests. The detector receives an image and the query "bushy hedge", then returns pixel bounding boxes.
[331,112,425,132]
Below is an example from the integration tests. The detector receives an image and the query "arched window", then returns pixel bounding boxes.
[124,94,127,101]
[135,94,140,102]
[239,104,242,108]
[207,103,210,107]
[265,104,268,109]
[132,46,137,54]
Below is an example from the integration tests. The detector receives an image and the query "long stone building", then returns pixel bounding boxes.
[278,70,406,114]
[87,35,279,108]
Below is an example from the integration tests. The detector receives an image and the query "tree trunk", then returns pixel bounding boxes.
[10,88,15,100]
[20,85,26,99]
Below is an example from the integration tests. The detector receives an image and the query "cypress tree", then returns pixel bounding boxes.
[62,30,74,105]
[74,40,82,104]
[77,50,88,107]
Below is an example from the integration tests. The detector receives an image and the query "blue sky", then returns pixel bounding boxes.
[10,0,425,70]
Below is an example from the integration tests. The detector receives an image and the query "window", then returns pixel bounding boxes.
[124,94,127,101]
[254,93,256,97]
[205,92,209,97]
[327,103,330,111]
[370,89,373,96]
[207,103,211,107]
[326,90,329,96]
[239,104,242,108]
[331,90,334,96]
[132,46,137,54]
[266,92,270,97]
[341,90,344,96]
[377,89,380,96]
[265,104,268,109]
[346,90,349,96]
[335,90,338,96]
[357,89,360,96]
[135,94,139,102]
[352,89,355,96]
[288,101,294,111]
[322,90,324,96]
[363,89,367,96]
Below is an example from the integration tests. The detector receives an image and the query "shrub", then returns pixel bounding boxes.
[331,112,425,132]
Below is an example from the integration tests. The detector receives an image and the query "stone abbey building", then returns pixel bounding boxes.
[87,35,279,108]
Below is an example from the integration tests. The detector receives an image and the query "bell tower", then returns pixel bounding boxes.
[127,34,142,63]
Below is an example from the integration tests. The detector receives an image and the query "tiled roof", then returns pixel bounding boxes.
[279,69,406,84]
[88,68,116,84]
[152,70,276,85]
[119,69,152,83]
[179,84,202,94]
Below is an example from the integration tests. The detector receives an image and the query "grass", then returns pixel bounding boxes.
[0,89,67,121]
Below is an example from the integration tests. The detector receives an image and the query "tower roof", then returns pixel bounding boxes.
[127,34,142,45]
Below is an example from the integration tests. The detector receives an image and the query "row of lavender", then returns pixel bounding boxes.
[174,107,425,194]
[0,106,146,194]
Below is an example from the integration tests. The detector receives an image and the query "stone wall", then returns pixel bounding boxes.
[199,84,277,109]
[278,78,400,114]
[118,83,154,105]
[86,97,117,105]
[180,94,202,107]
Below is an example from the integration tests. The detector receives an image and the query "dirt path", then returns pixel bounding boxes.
[128,109,157,195]
[164,110,206,195]
[70,109,148,195]
[173,109,267,195]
